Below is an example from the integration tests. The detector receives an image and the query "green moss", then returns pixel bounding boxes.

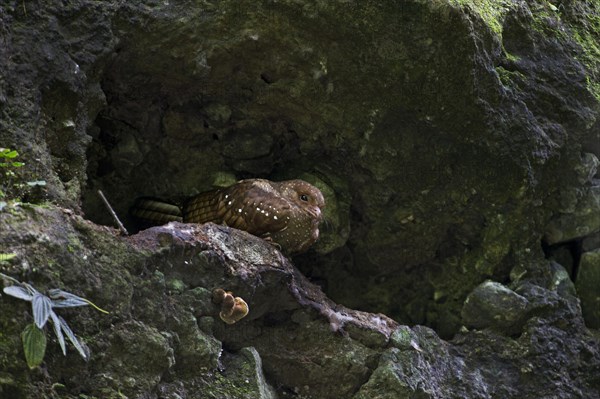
[194,370,264,398]
[529,5,567,38]
[524,1,600,101]
[585,75,600,103]
[496,66,526,88]
[503,50,520,63]
[448,0,516,36]
[571,20,600,102]
[389,326,413,349]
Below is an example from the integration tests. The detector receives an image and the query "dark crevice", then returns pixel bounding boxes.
[542,238,583,281]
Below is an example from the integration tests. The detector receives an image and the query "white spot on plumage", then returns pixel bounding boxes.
[274,216,278,220]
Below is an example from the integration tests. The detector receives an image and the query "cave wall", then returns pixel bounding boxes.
[74,0,600,336]
[1,0,600,398]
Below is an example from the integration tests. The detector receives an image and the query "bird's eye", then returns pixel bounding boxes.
[300,194,309,202]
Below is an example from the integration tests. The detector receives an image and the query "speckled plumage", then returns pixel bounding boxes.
[131,179,325,254]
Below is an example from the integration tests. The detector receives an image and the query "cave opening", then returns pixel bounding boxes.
[79,33,506,341]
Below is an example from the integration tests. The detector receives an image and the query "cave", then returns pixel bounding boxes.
[80,30,443,334]
[78,5,506,340]
[72,0,598,341]
[2,1,600,398]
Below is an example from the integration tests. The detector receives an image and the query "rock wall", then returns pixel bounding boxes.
[1,1,599,398]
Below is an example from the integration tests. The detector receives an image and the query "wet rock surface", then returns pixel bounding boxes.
[461,281,529,336]
[2,211,599,398]
[576,249,600,329]
[1,0,600,397]
[544,184,600,245]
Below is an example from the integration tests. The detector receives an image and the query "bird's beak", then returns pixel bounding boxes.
[310,206,322,221]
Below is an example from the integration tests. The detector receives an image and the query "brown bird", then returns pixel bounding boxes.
[130,179,325,254]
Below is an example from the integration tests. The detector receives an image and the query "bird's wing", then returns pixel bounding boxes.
[217,181,291,236]
[183,190,222,223]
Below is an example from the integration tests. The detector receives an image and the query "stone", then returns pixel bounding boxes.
[99,320,176,396]
[1,0,600,397]
[221,347,277,399]
[575,153,599,184]
[353,347,436,399]
[166,278,186,294]
[171,310,222,374]
[547,261,577,299]
[461,281,529,335]
[582,232,600,252]
[545,185,600,245]
[575,249,600,329]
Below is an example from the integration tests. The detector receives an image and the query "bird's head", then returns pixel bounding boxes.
[282,180,325,221]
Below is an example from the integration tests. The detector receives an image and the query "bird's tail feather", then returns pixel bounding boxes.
[130,197,183,225]
[183,190,222,223]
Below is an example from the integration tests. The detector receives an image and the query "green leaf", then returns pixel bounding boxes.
[0,253,17,261]
[58,316,89,360]
[11,162,24,167]
[50,311,66,356]
[3,150,18,159]
[26,180,46,187]
[32,293,53,329]
[48,289,109,313]
[22,323,47,369]
[3,285,33,301]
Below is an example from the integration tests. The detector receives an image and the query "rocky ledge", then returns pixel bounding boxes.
[1,0,599,397]
[1,206,598,398]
